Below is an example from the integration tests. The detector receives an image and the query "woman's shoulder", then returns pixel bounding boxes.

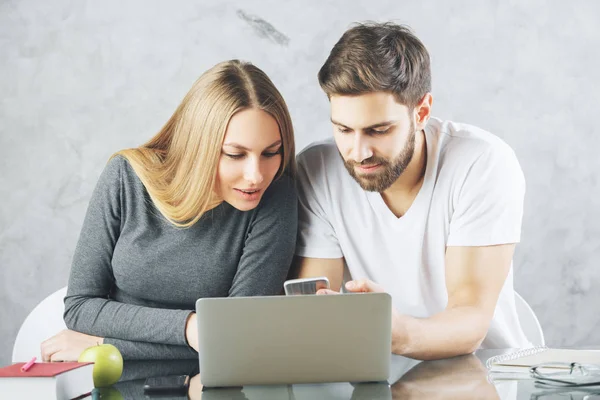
[94,154,147,202]
[103,154,145,184]
[259,173,298,211]
[266,173,296,196]
[93,154,125,188]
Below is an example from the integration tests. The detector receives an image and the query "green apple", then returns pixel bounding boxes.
[78,344,124,388]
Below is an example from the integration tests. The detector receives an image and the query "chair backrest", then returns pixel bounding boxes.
[12,286,68,362]
[514,292,545,347]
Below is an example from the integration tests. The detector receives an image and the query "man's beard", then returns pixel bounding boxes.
[342,122,417,192]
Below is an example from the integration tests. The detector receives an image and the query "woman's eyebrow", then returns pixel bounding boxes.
[223,139,282,151]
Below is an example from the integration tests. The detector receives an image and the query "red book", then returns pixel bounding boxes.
[0,362,94,399]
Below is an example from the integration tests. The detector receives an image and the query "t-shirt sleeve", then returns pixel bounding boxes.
[446,145,525,246]
[294,150,343,259]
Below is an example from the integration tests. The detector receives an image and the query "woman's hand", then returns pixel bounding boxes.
[41,329,103,361]
[188,374,203,400]
[185,313,199,352]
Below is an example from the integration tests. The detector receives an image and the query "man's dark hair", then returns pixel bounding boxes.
[318,22,431,109]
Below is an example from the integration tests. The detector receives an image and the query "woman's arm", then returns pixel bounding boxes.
[103,338,197,360]
[41,329,197,361]
[228,174,298,297]
[62,157,193,348]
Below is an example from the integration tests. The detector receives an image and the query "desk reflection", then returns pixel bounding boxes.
[193,377,392,400]
[102,354,500,400]
[391,354,500,399]
[109,359,392,400]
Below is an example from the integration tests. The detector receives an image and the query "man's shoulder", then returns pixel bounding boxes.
[429,118,518,167]
[297,138,346,177]
[428,118,524,194]
[295,138,354,198]
[297,138,340,164]
[429,119,512,154]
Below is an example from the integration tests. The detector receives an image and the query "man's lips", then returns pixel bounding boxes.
[355,163,381,172]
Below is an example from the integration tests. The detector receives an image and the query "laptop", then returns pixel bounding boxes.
[195,292,391,387]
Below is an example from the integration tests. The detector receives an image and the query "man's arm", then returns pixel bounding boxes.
[390,243,515,360]
[291,256,345,292]
[385,143,525,360]
[295,245,514,360]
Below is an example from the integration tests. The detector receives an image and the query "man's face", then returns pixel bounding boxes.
[330,92,418,192]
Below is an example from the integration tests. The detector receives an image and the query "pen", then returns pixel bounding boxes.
[21,357,36,372]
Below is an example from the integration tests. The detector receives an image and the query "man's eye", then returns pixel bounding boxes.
[337,127,352,134]
[372,127,391,135]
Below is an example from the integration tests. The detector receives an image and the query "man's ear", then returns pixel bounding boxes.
[414,93,433,130]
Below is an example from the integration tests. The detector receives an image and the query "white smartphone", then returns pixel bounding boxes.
[283,277,330,295]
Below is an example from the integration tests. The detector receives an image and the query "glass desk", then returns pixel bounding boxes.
[86,350,600,399]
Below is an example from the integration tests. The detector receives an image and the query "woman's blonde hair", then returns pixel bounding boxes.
[114,60,296,228]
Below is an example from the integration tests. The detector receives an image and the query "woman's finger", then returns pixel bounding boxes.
[41,338,59,362]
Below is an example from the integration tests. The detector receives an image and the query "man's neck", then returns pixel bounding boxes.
[381,130,427,217]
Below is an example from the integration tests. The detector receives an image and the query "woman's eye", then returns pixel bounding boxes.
[225,153,244,160]
[263,149,282,158]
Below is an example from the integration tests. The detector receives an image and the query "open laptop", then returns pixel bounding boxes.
[195,292,391,387]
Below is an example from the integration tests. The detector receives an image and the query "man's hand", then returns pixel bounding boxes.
[41,329,103,362]
[185,313,199,352]
[316,278,385,294]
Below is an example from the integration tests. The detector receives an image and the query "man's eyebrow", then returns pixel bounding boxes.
[330,119,398,130]
[330,118,351,129]
[223,139,282,151]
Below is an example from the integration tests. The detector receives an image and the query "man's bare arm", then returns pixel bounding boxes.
[390,244,515,359]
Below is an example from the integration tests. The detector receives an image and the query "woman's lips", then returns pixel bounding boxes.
[234,188,262,201]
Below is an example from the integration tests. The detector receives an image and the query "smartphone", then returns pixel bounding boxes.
[283,277,330,295]
[143,374,190,396]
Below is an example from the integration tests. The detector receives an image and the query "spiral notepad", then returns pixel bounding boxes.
[486,346,548,370]
[486,347,600,372]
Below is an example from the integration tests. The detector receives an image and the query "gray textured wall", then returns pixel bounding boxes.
[1,0,599,366]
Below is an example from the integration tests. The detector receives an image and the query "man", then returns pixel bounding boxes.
[293,22,531,360]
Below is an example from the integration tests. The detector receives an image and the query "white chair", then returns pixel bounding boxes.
[12,286,68,362]
[514,292,545,347]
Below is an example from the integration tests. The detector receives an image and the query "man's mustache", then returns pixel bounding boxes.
[345,156,389,168]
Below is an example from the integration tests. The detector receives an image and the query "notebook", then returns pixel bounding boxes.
[0,362,94,400]
[487,347,600,375]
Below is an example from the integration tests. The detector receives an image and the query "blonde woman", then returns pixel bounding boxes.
[40,60,298,361]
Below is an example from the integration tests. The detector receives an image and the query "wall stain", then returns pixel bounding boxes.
[237,10,289,46]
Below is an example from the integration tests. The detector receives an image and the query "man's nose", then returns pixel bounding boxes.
[349,134,373,163]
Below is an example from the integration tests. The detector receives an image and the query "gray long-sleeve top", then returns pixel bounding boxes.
[64,156,298,360]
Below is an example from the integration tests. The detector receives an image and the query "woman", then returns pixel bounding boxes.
[41,60,298,361]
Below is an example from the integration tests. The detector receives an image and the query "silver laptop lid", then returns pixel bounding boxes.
[196,292,391,387]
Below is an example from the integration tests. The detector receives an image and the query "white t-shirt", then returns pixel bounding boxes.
[295,117,531,349]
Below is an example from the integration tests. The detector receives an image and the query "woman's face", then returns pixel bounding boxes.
[216,108,283,211]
